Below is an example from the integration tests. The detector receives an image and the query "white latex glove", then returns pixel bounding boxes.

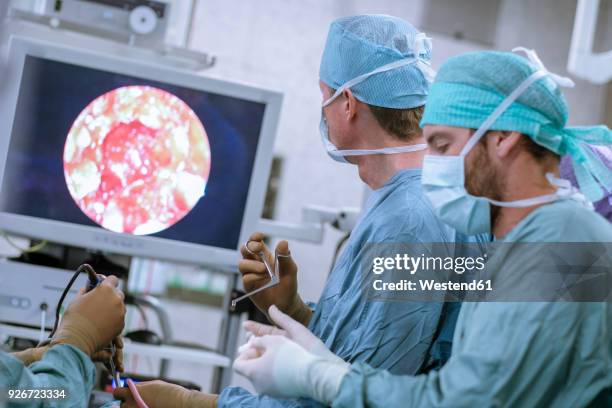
[233,335,349,405]
[242,305,343,363]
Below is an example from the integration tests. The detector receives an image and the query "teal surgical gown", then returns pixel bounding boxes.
[0,344,95,408]
[220,169,487,407]
[333,198,612,408]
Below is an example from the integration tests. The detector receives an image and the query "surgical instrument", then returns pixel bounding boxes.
[231,240,290,309]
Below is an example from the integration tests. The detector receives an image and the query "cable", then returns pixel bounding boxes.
[124,295,149,330]
[39,303,48,344]
[41,264,98,345]
[132,303,149,330]
[127,378,150,408]
[40,268,79,345]
[1,231,47,254]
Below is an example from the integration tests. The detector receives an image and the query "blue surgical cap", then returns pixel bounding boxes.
[421,50,612,201]
[319,14,432,109]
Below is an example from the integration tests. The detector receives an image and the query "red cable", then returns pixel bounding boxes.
[127,378,150,408]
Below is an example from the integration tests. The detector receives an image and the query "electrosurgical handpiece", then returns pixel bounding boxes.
[81,264,101,291]
[80,264,121,388]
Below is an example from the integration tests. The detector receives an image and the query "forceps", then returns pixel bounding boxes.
[231,240,290,309]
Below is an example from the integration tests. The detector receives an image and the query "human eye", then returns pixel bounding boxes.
[432,139,450,154]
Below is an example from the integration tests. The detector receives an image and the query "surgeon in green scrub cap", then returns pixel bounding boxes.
[231,48,612,408]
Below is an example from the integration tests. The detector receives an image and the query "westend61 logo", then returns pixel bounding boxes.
[361,242,612,302]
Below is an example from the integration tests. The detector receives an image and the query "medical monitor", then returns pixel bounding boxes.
[0,37,282,266]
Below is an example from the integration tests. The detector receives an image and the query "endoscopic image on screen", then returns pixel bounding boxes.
[0,56,266,250]
[63,85,211,236]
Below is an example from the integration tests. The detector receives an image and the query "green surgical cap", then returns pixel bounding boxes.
[421,50,612,201]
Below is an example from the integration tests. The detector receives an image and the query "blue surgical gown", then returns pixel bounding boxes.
[0,344,96,407]
[220,169,486,407]
[333,198,612,408]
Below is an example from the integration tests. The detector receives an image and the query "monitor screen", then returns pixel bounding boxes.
[0,55,266,251]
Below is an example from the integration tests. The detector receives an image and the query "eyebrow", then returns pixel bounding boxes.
[426,131,453,145]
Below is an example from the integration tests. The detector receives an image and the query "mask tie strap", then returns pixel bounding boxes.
[330,143,428,157]
[413,32,431,57]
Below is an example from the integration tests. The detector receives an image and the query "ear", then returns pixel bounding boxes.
[342,88,358,121]
[490,131,522,159]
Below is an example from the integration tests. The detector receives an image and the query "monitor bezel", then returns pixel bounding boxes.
[0,36,282,268]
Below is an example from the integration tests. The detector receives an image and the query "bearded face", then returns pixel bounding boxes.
[465,136,506,224]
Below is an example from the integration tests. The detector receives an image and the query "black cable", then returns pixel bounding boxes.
[132,303,149,330]
[41,264,98,345]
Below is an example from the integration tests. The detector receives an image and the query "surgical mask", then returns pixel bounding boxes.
[319,34,435,164]
[422,47,590,235]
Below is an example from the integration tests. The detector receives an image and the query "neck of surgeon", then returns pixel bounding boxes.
[482,132,560,239]
[355,142,425,190]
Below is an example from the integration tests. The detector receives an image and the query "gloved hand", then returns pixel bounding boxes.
[239,232,311,325]
[243,305,342,363]
[50,276,125,357]
[92,336,124,373]
[234,335,349,405]
[113,380,218,408]
[11,346,50,366]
